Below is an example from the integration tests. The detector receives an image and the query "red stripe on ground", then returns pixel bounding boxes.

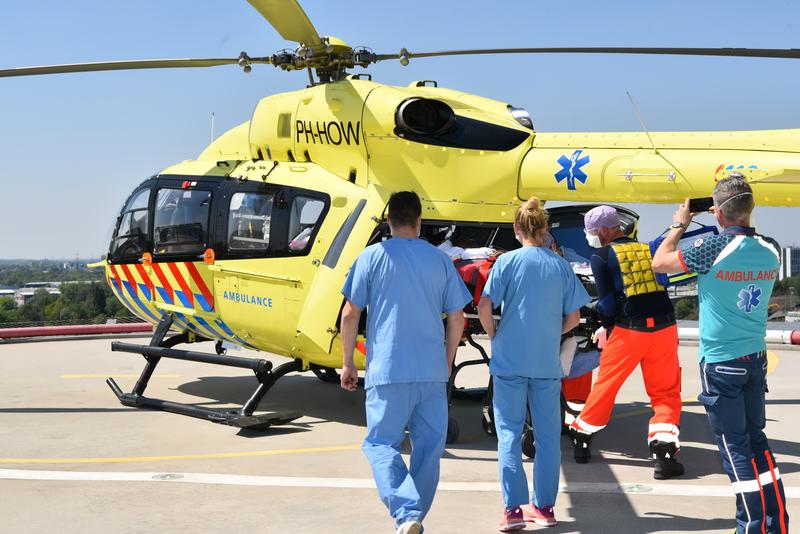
[150,263,175,302]
[184,262,214,309]
[168,263,194,307]
[0,323,152,339]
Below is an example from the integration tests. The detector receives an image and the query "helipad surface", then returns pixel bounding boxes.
[0,335,796,533]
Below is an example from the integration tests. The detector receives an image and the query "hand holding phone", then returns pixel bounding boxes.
[688,196,714,213]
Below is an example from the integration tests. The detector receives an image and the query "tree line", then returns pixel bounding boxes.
[0,283,132,326]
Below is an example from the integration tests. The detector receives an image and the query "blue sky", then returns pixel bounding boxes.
[1,0,799,258]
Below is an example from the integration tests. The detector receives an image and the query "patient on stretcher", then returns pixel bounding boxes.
[433,226,497,260]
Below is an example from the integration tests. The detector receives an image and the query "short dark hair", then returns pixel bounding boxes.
[387,191,422,228]
[713,175,754,223]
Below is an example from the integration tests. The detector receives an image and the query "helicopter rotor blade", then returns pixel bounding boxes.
[246,0,322,48]
[0,56,273,78]
[375,46,800,64]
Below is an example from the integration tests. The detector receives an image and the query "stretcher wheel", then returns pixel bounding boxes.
[481,414,496,436]
[521,429,535,459]
[446,416,460,444]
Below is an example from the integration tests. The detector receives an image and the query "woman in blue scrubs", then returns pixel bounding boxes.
[478,197,589,531]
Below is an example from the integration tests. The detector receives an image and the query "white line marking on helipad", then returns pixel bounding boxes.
[0,469,796,498]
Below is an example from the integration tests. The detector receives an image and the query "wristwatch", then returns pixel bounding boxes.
[669,222,687,230]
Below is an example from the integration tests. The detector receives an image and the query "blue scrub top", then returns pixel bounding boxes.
[483,246,590,379]
[342,237,472,388]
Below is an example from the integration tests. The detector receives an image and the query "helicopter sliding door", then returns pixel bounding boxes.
[293,184,388,368]
[145,177,223,340]
[210,180,330,355]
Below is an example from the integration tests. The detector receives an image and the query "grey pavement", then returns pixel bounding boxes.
[0,336,797,533]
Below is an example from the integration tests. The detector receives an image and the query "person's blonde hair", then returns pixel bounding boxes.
[515,196,549,240]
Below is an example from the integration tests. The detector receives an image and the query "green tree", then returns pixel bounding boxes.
[0,270,139,325]
[0,297,20,324]
[674,298,698,320]
[18,289,59,322]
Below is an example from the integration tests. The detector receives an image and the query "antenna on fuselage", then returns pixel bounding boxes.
[210,112,216,142]
[626,91,657,154]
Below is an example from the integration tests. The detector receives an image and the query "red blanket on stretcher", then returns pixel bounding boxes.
[455,257,496,308]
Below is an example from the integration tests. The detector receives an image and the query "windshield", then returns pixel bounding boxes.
[153,187,211,255]
[109,187,150,260]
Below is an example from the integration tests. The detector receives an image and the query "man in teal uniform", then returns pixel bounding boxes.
[653,175,789,534]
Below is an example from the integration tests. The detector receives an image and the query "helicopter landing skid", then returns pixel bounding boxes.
[106,313,301,431]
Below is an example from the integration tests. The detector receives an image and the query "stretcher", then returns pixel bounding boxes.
[446,269,603,459]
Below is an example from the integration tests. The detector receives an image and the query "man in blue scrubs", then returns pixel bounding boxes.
[340,191,471,534]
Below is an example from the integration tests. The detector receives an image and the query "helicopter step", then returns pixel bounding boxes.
[106,313,301,431]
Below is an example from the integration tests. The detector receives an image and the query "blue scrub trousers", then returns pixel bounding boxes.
[699,352,789,534]
[363,381,448,527]
[493,375,561,509]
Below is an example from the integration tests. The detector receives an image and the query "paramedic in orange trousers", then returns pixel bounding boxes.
[568,205,684,479]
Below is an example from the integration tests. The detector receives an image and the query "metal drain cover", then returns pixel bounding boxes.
[152,473,184,480]
[621,483,653,494]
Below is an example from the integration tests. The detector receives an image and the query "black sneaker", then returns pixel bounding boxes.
[574,442,591,464]
[654,457,685,479]
[567,427,592,464]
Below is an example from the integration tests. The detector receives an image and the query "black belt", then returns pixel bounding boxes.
[615,313,676,332]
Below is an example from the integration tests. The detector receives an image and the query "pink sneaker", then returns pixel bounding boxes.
[523,504,557,527]
[498,507,526,532]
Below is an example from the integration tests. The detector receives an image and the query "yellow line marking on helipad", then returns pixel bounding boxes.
[60,374,183,379]
[767,350,779,374]
[0,444,361,465]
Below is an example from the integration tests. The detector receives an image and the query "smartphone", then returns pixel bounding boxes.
[689,196,714,213]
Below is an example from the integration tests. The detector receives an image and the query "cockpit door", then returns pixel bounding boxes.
[293,185,387,363]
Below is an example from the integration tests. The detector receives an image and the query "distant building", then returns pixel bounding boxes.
[780,247,800,280]
[14,282,61,306]
[23,281,61,289]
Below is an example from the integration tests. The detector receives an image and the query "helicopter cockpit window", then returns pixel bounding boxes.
[288,196,325,253]
[110,188,150,261]
[153,188,211,256]
[228,192,274,252]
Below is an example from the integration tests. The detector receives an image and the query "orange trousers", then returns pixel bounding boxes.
[573,324,681,442]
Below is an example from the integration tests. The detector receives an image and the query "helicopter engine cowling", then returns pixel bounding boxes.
[248,82,372,186]
[360,83,534,220]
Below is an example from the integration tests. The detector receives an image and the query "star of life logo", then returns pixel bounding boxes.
[737,284,762,313]
[554,150,590,191]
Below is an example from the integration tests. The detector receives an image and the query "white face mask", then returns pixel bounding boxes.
[515,233,523,244]
[585,230,603,248]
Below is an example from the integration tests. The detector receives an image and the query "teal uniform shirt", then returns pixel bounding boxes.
[679,226,780,363]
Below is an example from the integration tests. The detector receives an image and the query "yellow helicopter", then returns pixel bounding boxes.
[5,0,800,434]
